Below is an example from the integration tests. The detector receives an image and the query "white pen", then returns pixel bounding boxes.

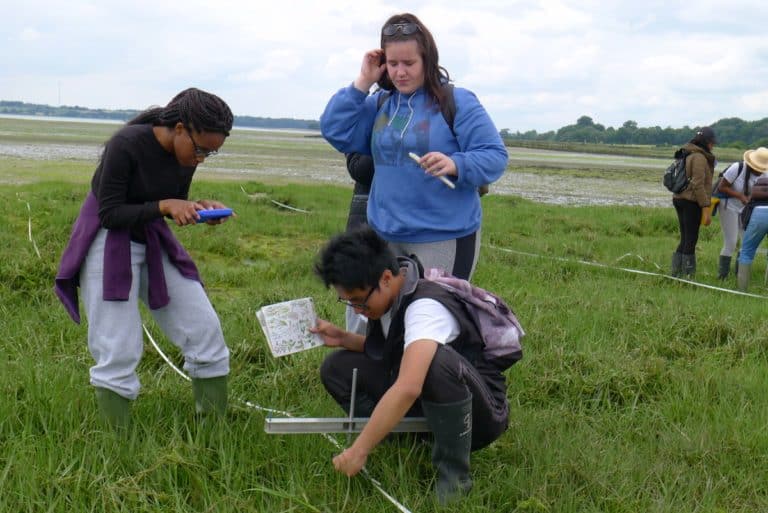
[408,152,456,189]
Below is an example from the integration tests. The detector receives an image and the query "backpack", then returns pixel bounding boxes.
[663,148,691,193]
[421,266,524,371]
[712,161,745,199]
[376,85,490,196]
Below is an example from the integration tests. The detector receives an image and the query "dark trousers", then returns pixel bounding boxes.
[320,344,509,450]
[673,198,702,254]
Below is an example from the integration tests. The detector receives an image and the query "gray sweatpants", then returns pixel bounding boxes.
[80,229,230,400]
[388,230,481,281]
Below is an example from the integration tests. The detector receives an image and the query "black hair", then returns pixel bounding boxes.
[689,127,716,151]
[377,13,451,107]
[126,87,234,136]
[314,226,400,291]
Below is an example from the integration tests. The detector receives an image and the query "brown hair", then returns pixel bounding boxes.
[377,13,451,106]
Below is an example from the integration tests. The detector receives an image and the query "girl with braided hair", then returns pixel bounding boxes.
[55,88,234,431]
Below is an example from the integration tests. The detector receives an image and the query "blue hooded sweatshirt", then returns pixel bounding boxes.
[320,84,507,243]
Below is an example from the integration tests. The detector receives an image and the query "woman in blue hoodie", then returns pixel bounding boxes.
[320,12,508,280]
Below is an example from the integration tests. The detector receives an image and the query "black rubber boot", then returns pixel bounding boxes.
[671,252,683,277]
[422,396,473,505]
[682,254,696,278]
[718,255,731,280]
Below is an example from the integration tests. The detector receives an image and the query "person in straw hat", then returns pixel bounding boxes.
[715,147,768,279]
[735,148,768,290]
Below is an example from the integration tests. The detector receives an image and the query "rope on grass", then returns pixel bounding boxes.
[488,245,768,299]
[20,200,41,259]
[142,323,413,513]
[269,199,310,213]
[239,186,312,213]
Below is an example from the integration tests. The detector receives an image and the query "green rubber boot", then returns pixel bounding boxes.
[422,396,474,505]
[192,375,228,416]
[94,387,131,433]
[682,254,696,278]
[738,263,751,292]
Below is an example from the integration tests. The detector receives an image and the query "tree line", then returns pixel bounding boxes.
[0,101,319,131]
[501,115,768,149]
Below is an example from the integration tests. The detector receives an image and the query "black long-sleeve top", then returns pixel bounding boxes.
[345,152,374,195]
[91,124,196,241]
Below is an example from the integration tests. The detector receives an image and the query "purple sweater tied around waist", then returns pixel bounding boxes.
[54,192,201,323]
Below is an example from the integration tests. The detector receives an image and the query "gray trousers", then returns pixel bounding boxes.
[719,205,744,257]
[389,229,481,281]
[80,229,230,400]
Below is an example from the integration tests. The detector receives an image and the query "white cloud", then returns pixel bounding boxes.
[19,28,41,42]
[2,0,768,132]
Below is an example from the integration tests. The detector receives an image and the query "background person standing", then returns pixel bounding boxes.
[715,147,768,279]
[671,127,717,278]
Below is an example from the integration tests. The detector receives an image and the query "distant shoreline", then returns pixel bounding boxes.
[0,114,321,135]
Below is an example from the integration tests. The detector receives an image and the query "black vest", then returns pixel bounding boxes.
[365,280,484,374]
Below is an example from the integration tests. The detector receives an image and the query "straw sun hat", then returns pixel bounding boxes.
[744,147,768,174]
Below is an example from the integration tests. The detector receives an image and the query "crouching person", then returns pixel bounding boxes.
[312,227,512,505]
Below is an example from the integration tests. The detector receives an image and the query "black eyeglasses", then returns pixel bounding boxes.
[185,127,218,158]
[337,285,378,310]
[382,23,421,36]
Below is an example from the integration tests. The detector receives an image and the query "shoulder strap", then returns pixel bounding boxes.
[736,161,749,195]
[439,83,456,136]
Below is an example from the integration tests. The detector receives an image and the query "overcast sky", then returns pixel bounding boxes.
[2,0,768,133]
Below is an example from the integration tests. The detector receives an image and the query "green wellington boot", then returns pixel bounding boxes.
[422,396,474,505]
[94,387,131,433]
[737,263,752,291]
[192,375,228,416]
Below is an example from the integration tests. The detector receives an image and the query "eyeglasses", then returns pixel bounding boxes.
[337,285,378,310]
[382,23,421,36]
[185,127,218,158]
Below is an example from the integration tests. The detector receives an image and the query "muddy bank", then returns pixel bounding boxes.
[0,140,671,207]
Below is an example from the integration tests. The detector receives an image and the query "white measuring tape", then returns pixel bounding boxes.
[142,324,414,513]
[488,245,768,299]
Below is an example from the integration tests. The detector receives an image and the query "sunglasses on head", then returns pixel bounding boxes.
[382,23,420,36]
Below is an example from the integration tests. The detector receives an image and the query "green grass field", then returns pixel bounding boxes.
[1,118,767,512]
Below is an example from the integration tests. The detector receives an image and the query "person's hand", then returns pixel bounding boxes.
[741,194,750,204]
[702,209,712,226]
[418,151,457,178]
[159,199,204,226]
[354,49,386,93]
[333,445,368,477]
[196,199,235,225]
[310,319,346,348]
